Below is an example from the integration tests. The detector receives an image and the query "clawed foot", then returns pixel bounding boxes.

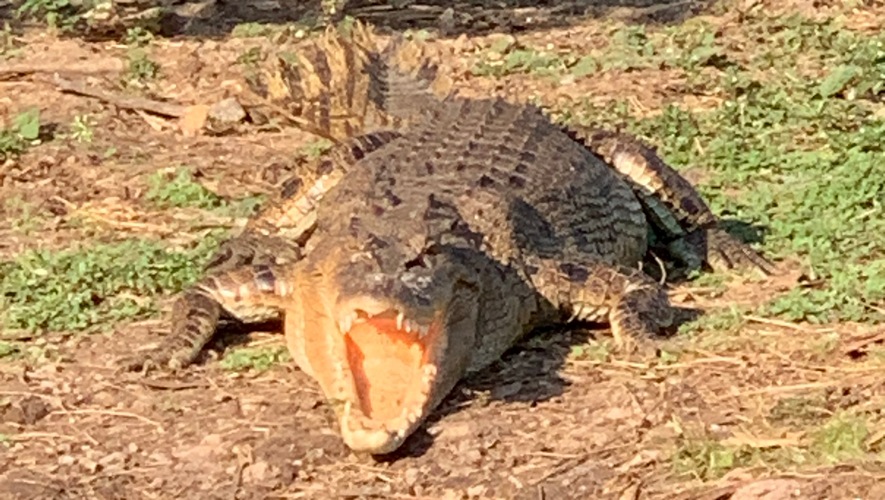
[697,227,778,276]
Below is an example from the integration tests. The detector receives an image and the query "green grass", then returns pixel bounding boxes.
[671,410,880,480]
[146,168,227,210]
[145,167,265,217]
[220,345,291,372]
[0,108,41,161]
[0,237,223,333]
[564,12,885,325]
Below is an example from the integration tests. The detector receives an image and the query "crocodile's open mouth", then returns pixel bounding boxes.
[335,307,443,452]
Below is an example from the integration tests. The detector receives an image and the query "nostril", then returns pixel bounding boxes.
[404,255,428,270]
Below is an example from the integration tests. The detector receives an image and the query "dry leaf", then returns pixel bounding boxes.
[178,104,210,137]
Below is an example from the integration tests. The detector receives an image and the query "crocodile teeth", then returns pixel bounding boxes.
[422,364,437,385]
[416,323,430,338]
[396,311,405,331]
[338,314,353,334]
[338,311,365,334]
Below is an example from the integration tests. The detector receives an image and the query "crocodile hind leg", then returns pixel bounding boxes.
[530,259,674,352]
[581,129,777,275]
[121,237,297,373]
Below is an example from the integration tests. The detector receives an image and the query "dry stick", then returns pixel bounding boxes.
[0,59,125,79]
[50,73,188,118]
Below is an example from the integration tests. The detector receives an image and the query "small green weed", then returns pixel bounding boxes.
[472,40,569,78]
[231,22,275,38]
[0,22,21,59]
[0,108,41,161]
[568,341,611,363]
[15,0,85,31]
[0,237,222,332]
[811,412,870,463]
[671,438,744,480]
[125,48,160,85]
[299,138,334,160]
[0,341,20,359]
[145,167,266,217]
[236,47,265,68]
[146,168,225,210]
[220,345,290,372]
[69,114,95,144]
[123,26,154,47]
[678,308,745,337]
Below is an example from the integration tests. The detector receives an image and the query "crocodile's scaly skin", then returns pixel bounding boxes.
[122,26,774,454]
[243,23,773,276]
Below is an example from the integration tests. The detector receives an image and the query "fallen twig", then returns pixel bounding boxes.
[51,73,187,118]
[0,59,124,80]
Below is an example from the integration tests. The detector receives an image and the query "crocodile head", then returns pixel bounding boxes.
[286,237,481,454]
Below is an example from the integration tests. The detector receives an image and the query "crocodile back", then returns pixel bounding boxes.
[314,96,649,269]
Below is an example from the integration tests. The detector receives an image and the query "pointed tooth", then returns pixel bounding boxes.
[404,319,412,333]
[343,400,352,420]
[338,315,351,334]
[396,312,405,331]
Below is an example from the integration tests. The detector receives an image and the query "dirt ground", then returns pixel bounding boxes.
[1,1,885,499]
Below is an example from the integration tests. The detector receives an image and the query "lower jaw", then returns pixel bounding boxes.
[337,400,428,454]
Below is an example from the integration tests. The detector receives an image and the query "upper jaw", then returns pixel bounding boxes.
[336,298,432,339]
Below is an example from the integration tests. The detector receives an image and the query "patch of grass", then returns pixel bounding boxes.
[0,341,20,359]
[146,168,225,210]
[220,345,290,372]
[568,341,611,363]
[0,22,22,60]
[15,0,85,31]
[811,412,870,463]
[569,14,885,325]
[236,47,264,68]
[678,308,745,337]
[671,432,815,480]
[145,167,265,217]
[0,237,223,333]
[0,107,41,161]
[124,48,160,86]
[123,26,154,47]
[69,114,95,144]
[299,138,334,160]
[671,411,878,480]
[231,22,276,38]
[472,37,571,78]
[671,437,745,480]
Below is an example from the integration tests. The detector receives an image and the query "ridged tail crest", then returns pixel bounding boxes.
[245,21,453,141]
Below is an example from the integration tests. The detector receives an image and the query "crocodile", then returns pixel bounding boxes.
[122,26,775,455]
[242,23,774,277]
[128,93,675,454]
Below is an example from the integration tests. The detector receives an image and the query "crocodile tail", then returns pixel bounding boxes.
[245,20,453,141]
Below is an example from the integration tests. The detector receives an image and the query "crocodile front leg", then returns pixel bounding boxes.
[121,242,295,372]
[581,129,777,275]
[529,259,674,352]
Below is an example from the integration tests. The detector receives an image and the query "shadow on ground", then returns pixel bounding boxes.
[8,0,720,41]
